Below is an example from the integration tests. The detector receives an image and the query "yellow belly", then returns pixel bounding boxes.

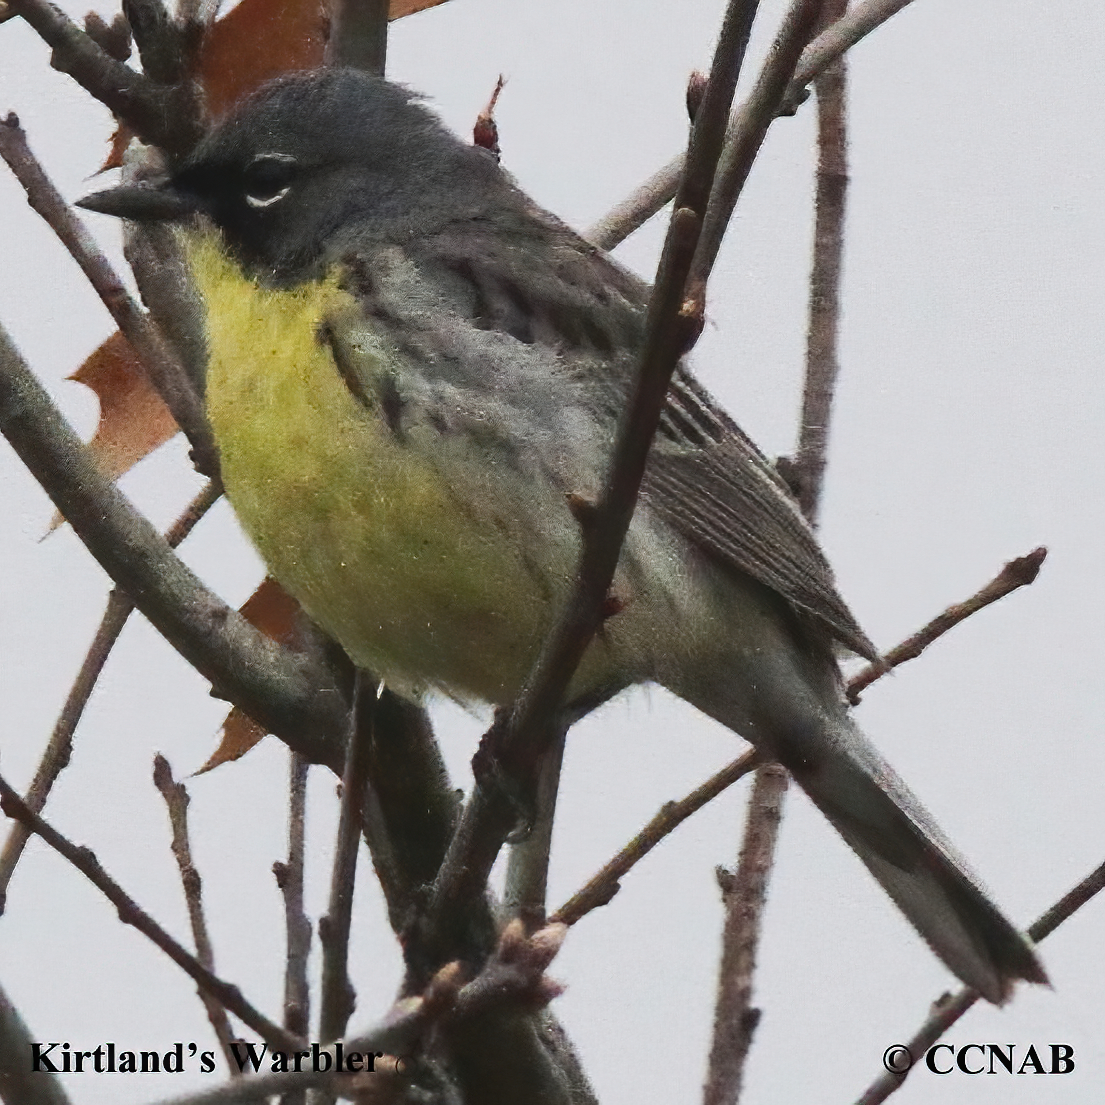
[190,231,567,701]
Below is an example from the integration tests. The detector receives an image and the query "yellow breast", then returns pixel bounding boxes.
[188,230,563,701]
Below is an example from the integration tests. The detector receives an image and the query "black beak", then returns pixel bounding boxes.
[76,183,203,222]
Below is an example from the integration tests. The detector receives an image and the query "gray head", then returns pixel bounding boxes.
[81,69,513,282]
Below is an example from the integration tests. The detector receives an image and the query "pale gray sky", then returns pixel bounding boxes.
[1,2,1102,1103]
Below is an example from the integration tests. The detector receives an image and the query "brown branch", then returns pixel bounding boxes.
[4,0,203,154]
[274,752,312,1039]
[421,0,762,971]
[855,856,1105,1104]
[847,547,1048,703]
[0,112,218,479]
[585,0,919,252]
[552,750,760,927]
[0,772,302,1052]
[0,323,348,771]
[702,763,788,1105]
[319,677,378,1045]
[0,978,72,1105]
[794,25,849,524]
[0,481,219,912]
[325,0,389,74]
[153,755,239,1075]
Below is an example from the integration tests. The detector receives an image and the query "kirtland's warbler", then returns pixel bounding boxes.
[81,68,1045,1003]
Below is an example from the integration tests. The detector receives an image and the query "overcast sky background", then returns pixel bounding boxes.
[1,1,1103,1103]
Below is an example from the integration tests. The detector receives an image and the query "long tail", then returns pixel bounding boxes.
[773,706,1047,1003]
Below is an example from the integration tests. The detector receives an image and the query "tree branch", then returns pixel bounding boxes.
[846,547,1048,703]
[855,855,1105,1104]
[0,481,219,912]
[552,750,760,927]
[4,0,203,154]
[702,763,788,1105]
[0,772,301,1052]
[0,112,218,478]
[0,324,347,771]
[318,676,378,1046]
[153,755,239,1074]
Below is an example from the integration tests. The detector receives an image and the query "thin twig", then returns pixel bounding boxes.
[0,772,301,1052]
[422,0,762,973]
[0,978,72,1105]
[319,676,378,1045]
[324,0,388,74]
[585,0,920,251]
[0,324,348,770]
[847,547,1048,703]
[4,0,203,154]
[0,112,218,478]
[702,763,788,1105]
[275,752,312,1038]
[153,755,239,1074]
[794,22,849,524]
[0,480,220,911]
[552,750,760,927]
[855,856,1105,1104]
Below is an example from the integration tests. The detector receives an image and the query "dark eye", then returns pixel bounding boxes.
[242,153,298,208]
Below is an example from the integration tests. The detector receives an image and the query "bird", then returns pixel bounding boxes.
[80,67,1046,1003]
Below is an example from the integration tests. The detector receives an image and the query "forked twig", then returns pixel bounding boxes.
[847,547,1048,703]
[0,772,301,1052]
[153,755,239,1074]
[325,0,388,74]
[855,856,1105,1104]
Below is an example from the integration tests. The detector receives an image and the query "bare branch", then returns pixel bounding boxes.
[325,0,388,74]
[0,324,347,769]
[0,113,218,478]
[793,28,849,523]
[0,481,219,911]
[0,978,72,1105]
[421,0,762,970]
[319,677,378,1045]
[0,772,301,1052]
[274,752,312,1039]
[153,755,240,1074]
[3,0,202,154]
[855,856,1105,1104]
[847,547,1048,703]
[552,750,759,927]
[702,763,788,1105]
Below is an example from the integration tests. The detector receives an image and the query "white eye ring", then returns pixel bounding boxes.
[245,185,291,209]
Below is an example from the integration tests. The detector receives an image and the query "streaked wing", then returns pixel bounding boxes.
[340,206,877,661]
